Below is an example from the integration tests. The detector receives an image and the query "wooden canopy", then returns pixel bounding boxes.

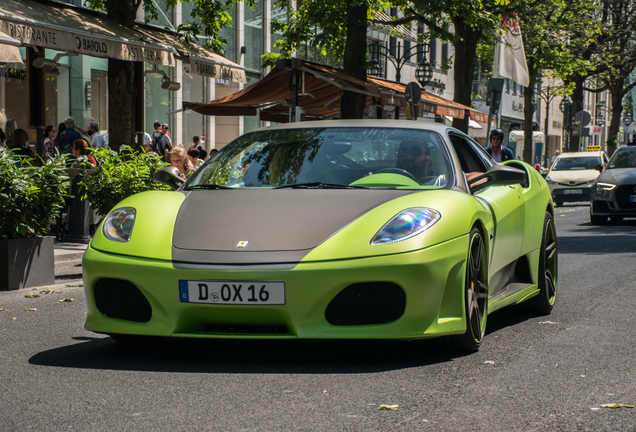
[183,60,487,124]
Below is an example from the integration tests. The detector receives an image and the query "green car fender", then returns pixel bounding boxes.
[304,189,494,262]
[90,190,185,261]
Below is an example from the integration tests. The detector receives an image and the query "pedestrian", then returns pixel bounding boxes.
[187,147,203,169]
[208,148,218,159]
[87,122,107,149]
[43,125,57,156]
[0,127,5,147]
[8,129,36,166]
[484,129,514,162]
[551,150,561,164]
[169,146,193,179]
[53,122,65,150]
[151,121,173,159]
[162,123,171,138]
[4,119,17,141]
[57,117,82,154]
[72,138,97,166]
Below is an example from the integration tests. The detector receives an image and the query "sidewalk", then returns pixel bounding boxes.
[53,239,88,279]
[54,240,88,261]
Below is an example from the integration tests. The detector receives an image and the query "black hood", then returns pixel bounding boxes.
[172,189,411,267]
[599,168,636,185]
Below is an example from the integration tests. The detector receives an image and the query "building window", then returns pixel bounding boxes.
[245,0,263,72]
[430,40,437,67]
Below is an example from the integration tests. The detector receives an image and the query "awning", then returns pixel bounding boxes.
[372,78,488,123]
[183,60,487,123]
[0,0,175,65]
[0,29,22,64]
[136,24,246,83]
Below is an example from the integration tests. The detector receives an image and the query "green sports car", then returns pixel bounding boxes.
[84,120,557,351]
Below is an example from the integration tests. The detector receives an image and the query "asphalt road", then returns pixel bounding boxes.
[1,204,636,431]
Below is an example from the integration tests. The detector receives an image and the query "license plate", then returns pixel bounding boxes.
[563,189,582,194]
[179,280,285,305]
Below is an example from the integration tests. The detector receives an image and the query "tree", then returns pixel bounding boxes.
[85,0,235,151]
[516,0,598,162]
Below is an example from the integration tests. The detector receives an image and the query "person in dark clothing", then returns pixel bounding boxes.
[485,129,514,162]
[57,117,82,154]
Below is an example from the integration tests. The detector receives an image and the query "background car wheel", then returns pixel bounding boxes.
[590,212,607,225]
[526,211,558,315]
[451,228,488,352]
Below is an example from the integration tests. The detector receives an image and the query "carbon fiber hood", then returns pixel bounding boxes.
[172,189,411,257]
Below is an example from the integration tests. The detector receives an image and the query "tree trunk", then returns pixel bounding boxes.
[340,1,368,119]
[107,0,137,152]
[568,74,585,152]
[451,17,481,133]
[607,84,625,156]
[108,60,137,152]
[523,84,534,163]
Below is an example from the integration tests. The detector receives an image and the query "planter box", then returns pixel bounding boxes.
[0,237,55,290]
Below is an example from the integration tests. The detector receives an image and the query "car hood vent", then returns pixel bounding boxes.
[172,189,410,261]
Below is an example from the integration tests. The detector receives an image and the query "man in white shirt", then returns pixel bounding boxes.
[87,122,107,149]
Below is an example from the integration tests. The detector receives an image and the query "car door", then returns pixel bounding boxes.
[448,132,525,296]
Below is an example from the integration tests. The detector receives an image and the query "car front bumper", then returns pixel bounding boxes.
[84,235,470,340]
[551,187,591,203]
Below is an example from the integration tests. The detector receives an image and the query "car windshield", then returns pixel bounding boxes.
[186,127,453,189]
[607,148,636,169]
[552,156,600,171]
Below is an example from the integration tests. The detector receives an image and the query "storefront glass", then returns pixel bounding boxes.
[145,64,173,135]
[182,65,205,148]
[245,0,263,72]
[243,72,262,133]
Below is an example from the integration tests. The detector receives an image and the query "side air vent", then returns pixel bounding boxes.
[94,278,152,323]
[325,282,406,326]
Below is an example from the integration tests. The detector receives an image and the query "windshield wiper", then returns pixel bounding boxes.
[185,184,232,190]
[275,182,368,189]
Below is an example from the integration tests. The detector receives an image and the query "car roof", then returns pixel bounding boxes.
[253,119,456,134]
[556,151,604,158]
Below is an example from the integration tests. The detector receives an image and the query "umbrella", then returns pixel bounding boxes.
[0,30,23,64]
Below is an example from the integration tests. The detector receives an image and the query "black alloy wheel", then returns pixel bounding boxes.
[526,211,558,314]
[452,227,488,352]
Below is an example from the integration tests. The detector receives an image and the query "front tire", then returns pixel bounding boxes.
[590,206,607,225]
[526,211,558,315]
[452,228,488,352]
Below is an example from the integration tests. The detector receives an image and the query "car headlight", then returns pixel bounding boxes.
[103,207,136,242]
[596,182,617,191]
[545,176,554,184]
[371,208,441,245]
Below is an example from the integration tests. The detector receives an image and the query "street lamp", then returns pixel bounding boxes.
[367,41,431,85]
[559,95,573,152]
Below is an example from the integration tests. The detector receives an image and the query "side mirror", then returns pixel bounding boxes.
[154,166,185,190]
[468,165,527,193]
[593,163,603,172]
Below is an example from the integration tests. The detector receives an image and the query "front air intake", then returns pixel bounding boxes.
[325,282,406,326]
[94,278,152,322]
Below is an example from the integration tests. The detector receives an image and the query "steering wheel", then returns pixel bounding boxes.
[374,168,417,181]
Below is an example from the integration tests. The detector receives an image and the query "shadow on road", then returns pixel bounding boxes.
[29,336,467,374]
[29,308,531,374]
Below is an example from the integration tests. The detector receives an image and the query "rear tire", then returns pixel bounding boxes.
[526,211,558,315]
[451,228,488,352]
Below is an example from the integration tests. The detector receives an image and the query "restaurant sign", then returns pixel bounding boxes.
[0,19,175,66]
[190,59,247,84]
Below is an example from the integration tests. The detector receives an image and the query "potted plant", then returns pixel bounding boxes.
[0,149,70,290]
[80,145,168,217]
